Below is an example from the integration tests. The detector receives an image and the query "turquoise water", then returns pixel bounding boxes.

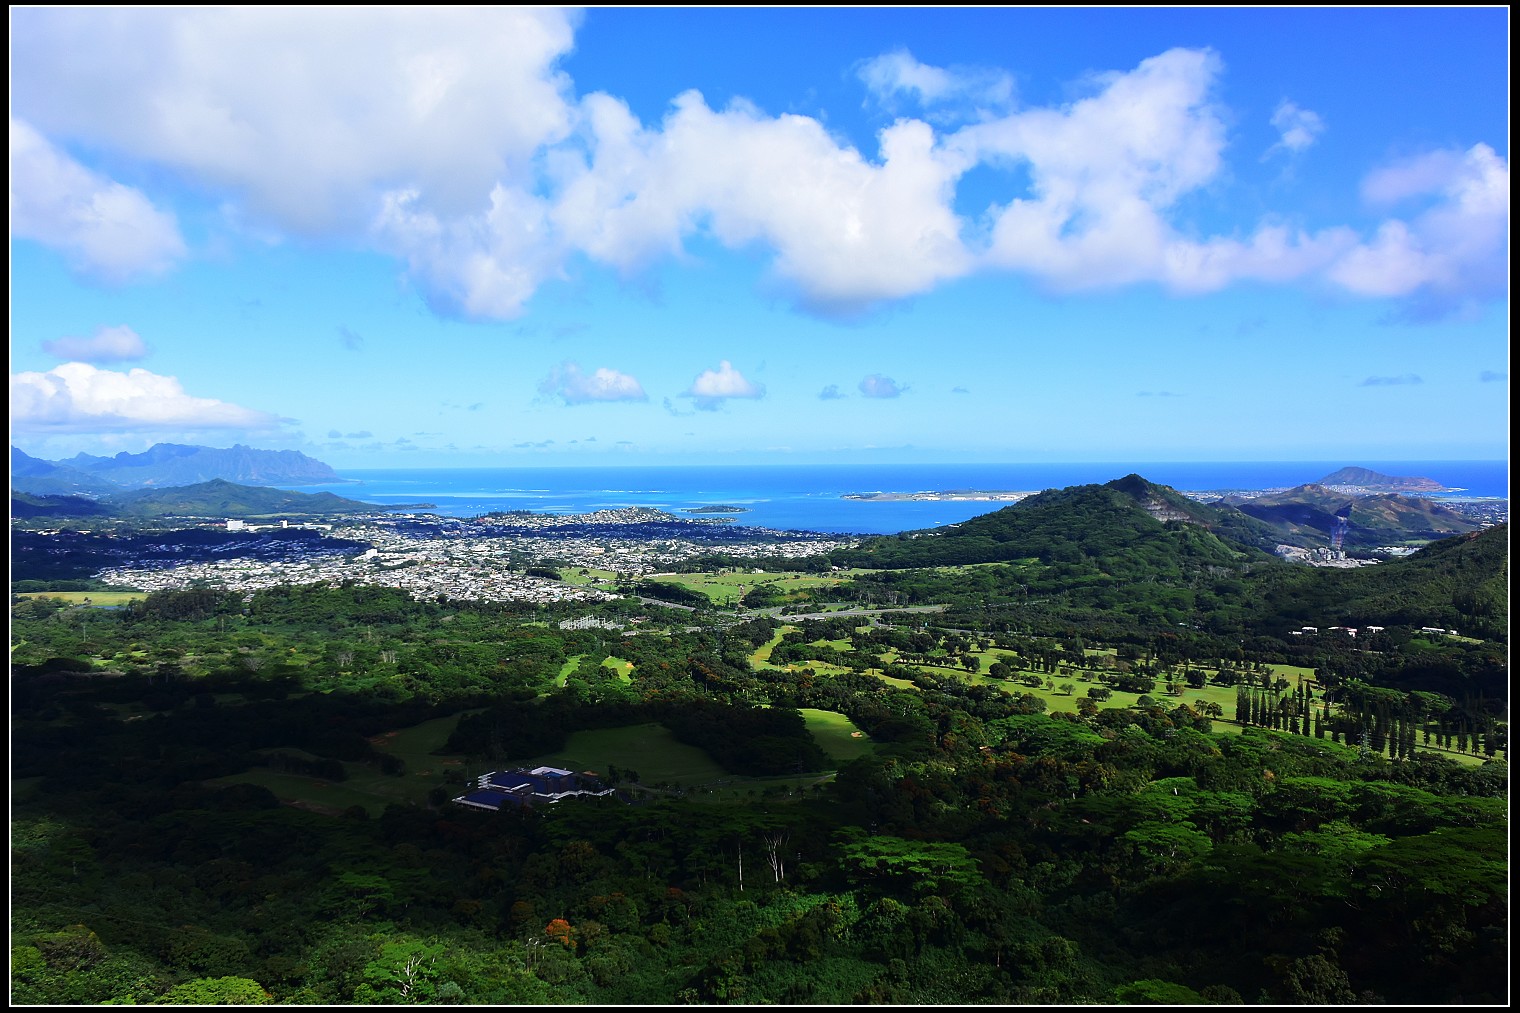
[285,460,1507,535]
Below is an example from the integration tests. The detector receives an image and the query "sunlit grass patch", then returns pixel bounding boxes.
[800,708,875,763]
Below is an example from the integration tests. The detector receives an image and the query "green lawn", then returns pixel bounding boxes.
[555,654,583,687]
[602,656,635,683]
[210,710,478,816]
[557,567,620,586]
[800,708,876,763]
[749,626,793,668]
[522,722,726,786]
[647,570,847,606]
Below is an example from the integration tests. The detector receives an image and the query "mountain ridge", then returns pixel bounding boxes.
[11,443,342,495]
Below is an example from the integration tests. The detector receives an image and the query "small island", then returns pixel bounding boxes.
[843,489,1033,503]
[683,504,750,514]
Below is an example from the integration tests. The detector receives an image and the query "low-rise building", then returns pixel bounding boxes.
[452,766,615,811]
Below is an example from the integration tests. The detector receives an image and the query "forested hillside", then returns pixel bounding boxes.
[10,570,1508,1004]
[1226,484,1478,547]
[831,476,1274,570]
[9,466,1508,1006]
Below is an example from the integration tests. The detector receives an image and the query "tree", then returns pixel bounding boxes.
[157,976,274,1005]
[762,830,790,883]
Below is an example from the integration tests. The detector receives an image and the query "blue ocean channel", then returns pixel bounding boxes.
[283,461,1508,536]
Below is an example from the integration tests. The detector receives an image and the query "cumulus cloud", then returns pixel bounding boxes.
[1329,144,1509,310]
[959,48,1355,294]
[41,324,149,363]
[1478,370,1507,383]
[552,90,974,313]
[538,361,647,404]
[8,13,1506,319]
[1359,374,1423,387]
[951,385,970,394]
[818,384,845,400]
[684,360,764,410]
[11,8,578,234]
[9,118,186,281]
[1266,100,1324,157]
[858,374,907,398]
[10,362,282,434]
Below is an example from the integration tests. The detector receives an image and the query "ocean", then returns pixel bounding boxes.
[288,461,1509,536]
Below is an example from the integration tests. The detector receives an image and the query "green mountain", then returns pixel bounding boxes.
[104,479,378,518]
[1227,484,1478,548]
[10,491,114,519]
[832,474,1275,570]
[1255,524,1508,641]
[830,476,1506,645]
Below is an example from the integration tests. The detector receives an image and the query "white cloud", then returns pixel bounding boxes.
[1329,144,1508,305]
[818,384,846,400]
[538,361,648,404]
[9,118,186,281]
[41,324,150,363]
[9,13,1506,320]
[1267,100,1324,156]
[858,374,907,398]
[954,49,1381,297]
[1360,149,1468,205]
[10,362,283,434]
[553,90,975,312]
[374,183,566,319]
[10,8,579,234]
[684,360,764,410]
[857,49,1013,111]
[964,48,1237,291]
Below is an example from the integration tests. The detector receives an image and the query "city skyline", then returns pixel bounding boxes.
[9,8,1509,468]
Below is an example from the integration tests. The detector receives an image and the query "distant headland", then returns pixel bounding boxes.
[1315,466,1450,493]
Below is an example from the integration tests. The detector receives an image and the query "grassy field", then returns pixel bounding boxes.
[556,567,621,587]
[749,626,792,668]
[555,655,583,687]
[209,710,476,816]
[647,570,849,606]
[522,722,726,786]
[17,590,145,606]
[800,708,875,763]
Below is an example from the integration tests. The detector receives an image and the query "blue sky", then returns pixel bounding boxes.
[9,8,1509,468]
